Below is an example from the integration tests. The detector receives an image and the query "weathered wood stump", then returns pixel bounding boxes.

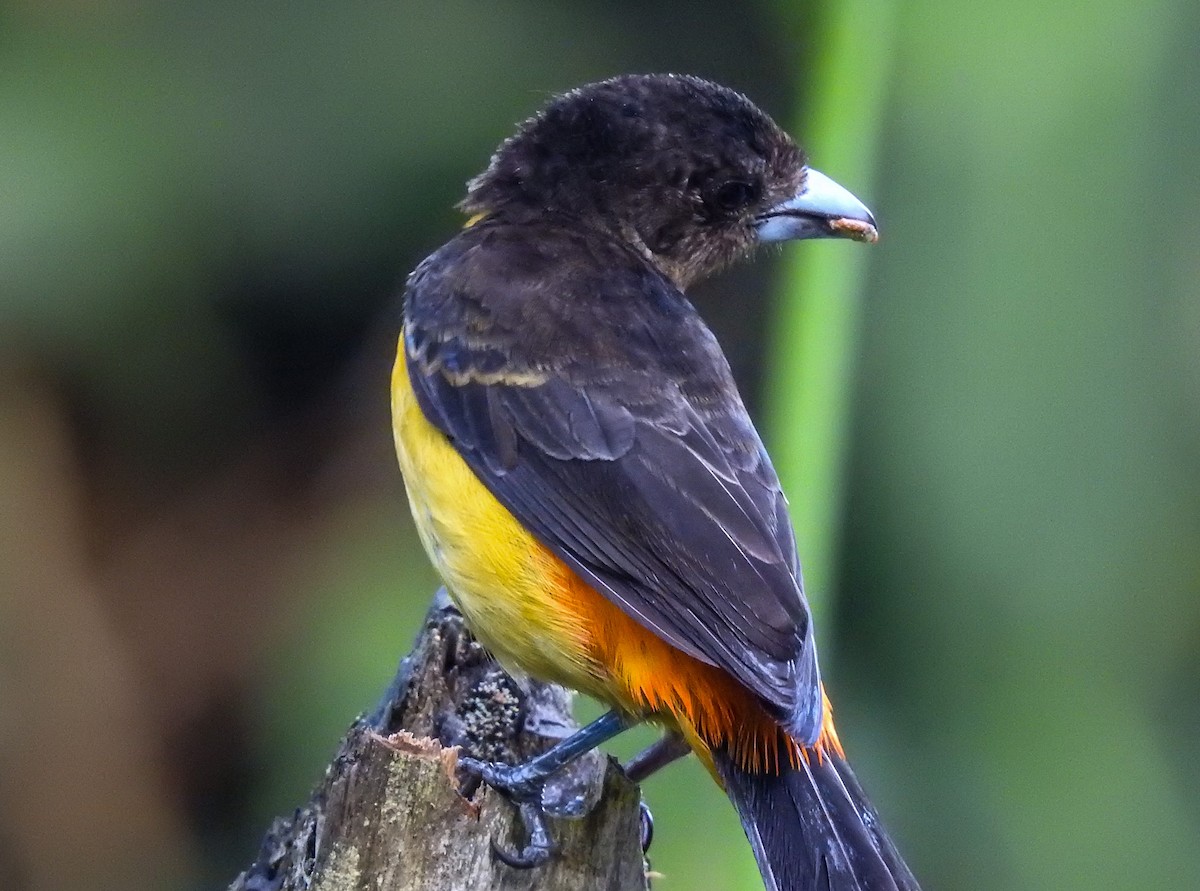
[230,591,647,891]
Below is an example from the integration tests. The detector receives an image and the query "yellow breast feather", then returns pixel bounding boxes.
[390,343,600,691]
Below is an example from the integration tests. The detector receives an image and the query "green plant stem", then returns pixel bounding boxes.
[764,0,897,625]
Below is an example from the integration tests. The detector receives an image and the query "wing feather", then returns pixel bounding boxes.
[403,223,824,740]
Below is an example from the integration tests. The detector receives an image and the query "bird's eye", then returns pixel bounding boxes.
[710,179,760,214]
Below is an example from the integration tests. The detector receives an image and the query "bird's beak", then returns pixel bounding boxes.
[754,168,878,244]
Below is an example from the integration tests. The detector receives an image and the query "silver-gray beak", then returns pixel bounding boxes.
[754,168,878,244]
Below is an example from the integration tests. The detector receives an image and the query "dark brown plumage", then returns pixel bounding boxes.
[459,74,808,286]
[398,74,914,890]
[406,217,819,725]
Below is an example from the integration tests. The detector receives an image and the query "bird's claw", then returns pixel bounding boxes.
[490,802,557,868]
[458,756,557,869]
[639,800,654,853]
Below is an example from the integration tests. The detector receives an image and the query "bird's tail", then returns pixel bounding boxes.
[713,744,921,891]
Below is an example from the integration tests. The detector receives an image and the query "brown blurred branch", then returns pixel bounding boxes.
[0,369,194,891]
[229,592,647,891]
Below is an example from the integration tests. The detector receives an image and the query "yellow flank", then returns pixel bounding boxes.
[391,343,602,693]
[392,339,844,772]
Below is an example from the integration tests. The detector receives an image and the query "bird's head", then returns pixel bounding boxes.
[461,73,877,287]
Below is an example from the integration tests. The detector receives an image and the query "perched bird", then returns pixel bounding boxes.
[392,73,919,890]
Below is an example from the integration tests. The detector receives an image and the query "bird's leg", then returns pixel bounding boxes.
[460,710,630,799]
[623,730,691,783]
[457,710,634,868]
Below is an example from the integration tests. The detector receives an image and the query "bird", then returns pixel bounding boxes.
[391,73,920,891]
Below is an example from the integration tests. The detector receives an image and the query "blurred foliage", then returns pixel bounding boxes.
[1,2,1199,891]
[836,3,1200,888]
[764,0,898,619]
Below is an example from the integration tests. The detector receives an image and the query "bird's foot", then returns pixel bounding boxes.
[457,756,559,868]
[456,711,628,868]
[494,802,556,868]
[458,756,545,804]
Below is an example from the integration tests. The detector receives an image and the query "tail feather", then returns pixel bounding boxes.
[715,747,920,891]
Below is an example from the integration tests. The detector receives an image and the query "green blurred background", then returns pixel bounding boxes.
[2,2,1198,889]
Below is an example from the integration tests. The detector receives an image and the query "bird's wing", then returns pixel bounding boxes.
[403,227,823,740]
